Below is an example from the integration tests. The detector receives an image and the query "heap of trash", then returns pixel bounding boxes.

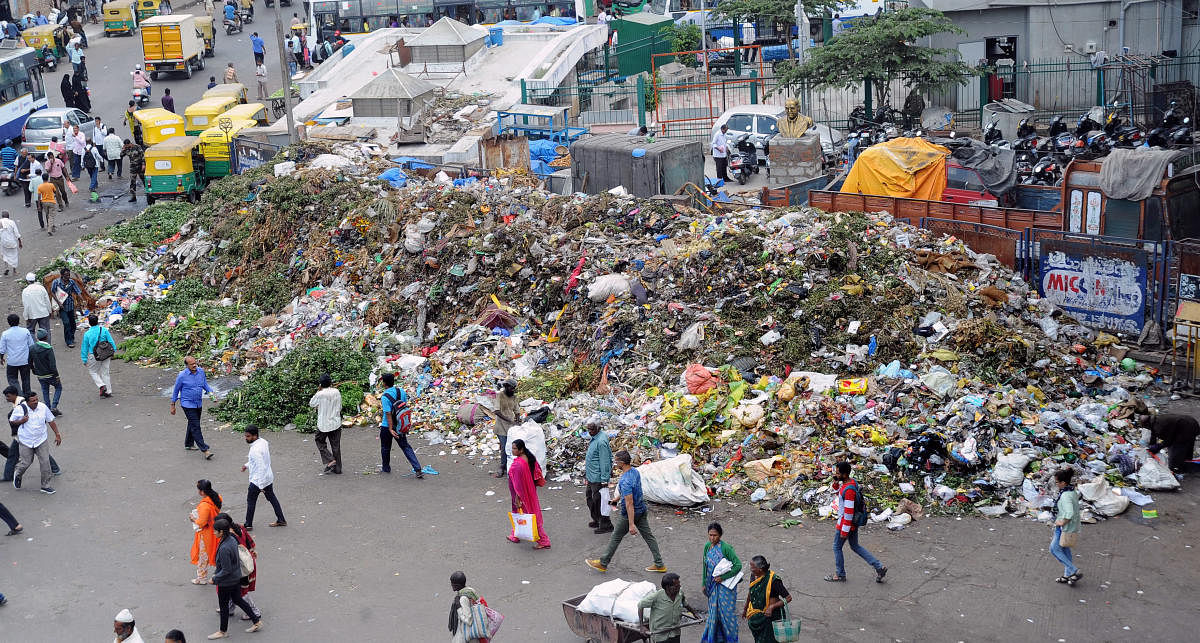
[49,141,1178,524]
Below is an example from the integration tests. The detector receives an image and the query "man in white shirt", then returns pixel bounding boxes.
[10,390,61,494]
[21,273,53,340]
[308,374,343,475]
[241,425,286,530]
[69,124,87,180]
[711,123,730,182]
[113,608,145,643]
[255,62,268,100]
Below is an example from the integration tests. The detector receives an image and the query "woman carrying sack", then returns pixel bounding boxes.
[1050,468,1083,586]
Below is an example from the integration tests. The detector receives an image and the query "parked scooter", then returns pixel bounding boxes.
[982,116,1004,145]
[1024,155,1063,186]
[728,134,759,185]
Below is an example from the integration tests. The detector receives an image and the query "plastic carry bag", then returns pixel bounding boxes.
[599,486,612,516]
[1077,476,1130,516]
[637,454,709,506]
[1134,450,1181,490]
[509,511,539,542]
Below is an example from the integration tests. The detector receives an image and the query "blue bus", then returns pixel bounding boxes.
[0,47,48,144]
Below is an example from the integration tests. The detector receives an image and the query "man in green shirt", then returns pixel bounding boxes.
[637,573,696,643]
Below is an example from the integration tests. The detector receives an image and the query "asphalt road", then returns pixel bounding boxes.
[0,15,1198,643]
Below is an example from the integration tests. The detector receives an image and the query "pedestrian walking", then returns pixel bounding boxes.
[700,522,741,642]
[83,139,103,193]
[45,150,69,213]
[9,390,61,494]
[284,33,298,77]
[50,268,80,346]
[587,449,666,573]
[206,76,217,89]
[639,573,698,643]
[2,387,60,481]
[223,62,238,84]
[825,461,887,583]
[1050,468,1083,586]
[30,169,48,228]
[0,212,20,275]
[215,511,261,621]
[711,124,730,183]
[208,517,264,638]
[0,314,35,394]
[448,571,490,643]
[585,421,613,534]
[88,116,106,146]
[507,438,550,549]
[190,479,222,585]
[113,608,145,643]
[15,148,32,209]
[79,313,115,398]
[162,87,175,113]
[68,123,85,179]
[250,32,265,65]
[242,425,286,531]
[30,329,62,416]
[0,498,20,536]
[125,140,144,203]
[742,556,792,643]
[491,379,519,478]
[104,128,123,179]
[73,76,90,114]
[378,372,423,477]
[170,356,216,459]
[308,374,342,474]
[255,62,267,100]
[60,74,75,108]
[22,274,52,340]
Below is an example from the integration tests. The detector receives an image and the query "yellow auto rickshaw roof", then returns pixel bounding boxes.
[200,119,256,141]
[104,0,136,10]
[145,136,202,156]
[203,83,248,100]
[139,0,166,7]
[133,108,185,125]
[185,96,237,115]
[23,25,62,37]
[223,103,267,119]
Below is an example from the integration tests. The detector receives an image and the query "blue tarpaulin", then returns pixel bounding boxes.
[530,159,554,177]
[529,139,560,164]
[390,156,436,170]
[378,167,407,188]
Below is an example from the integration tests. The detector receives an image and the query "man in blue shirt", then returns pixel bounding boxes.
[0,314,35,395]
[50,268,81,347]
[587,449,665,573]
[585,422,613,534]
[250,32,265,64]
[170,355,215,459]
[378,372,423,478]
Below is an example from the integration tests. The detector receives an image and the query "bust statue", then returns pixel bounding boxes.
[779,98,814,138]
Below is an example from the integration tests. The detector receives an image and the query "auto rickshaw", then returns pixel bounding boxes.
[222,102,269,126]
[136,0,171,22]
[144,136,206,204]
[184,96,238,135]
[23,24,68,67]
[195,15,216,58]
[202,82,248,104]
[103,0,139,36]
[199,117,255,178]
[131,107,185,146]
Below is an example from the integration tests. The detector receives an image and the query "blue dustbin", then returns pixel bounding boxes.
[489,26,503,47]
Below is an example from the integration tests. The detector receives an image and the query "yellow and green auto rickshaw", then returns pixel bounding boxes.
[195,15,216,58]
[184,95,237,135]
[103,0,139,36]
[136,0,171,22]
[144,136,206,204]
[199,117,255,178]
[221,102,269,126]
[131,108,185,146]
[23,24,68,67]
[203,82,248,104]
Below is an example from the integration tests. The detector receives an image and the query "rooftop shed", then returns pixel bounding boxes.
[349,68,439,118]
[405,17,487,65]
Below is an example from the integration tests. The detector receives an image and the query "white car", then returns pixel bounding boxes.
[709,104,843,158]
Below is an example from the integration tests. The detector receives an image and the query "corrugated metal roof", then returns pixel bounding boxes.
[349,69,438,100]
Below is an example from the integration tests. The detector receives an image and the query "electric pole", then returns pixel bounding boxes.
[270,0,298,143]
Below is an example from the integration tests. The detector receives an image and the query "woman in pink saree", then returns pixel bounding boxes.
[507,439,551,549]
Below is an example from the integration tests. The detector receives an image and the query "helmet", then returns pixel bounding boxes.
[135,64,142,70]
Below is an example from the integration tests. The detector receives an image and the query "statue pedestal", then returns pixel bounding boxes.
[769,132,823,187]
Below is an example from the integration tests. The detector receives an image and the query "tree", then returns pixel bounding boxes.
[776,7,979,107]
[712,0,847,60]
[668,22,702,67]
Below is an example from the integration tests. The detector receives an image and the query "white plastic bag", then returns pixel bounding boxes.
[577,579,656,623]
[506,420,547,468]
[1077,476,1131,516]
[587,274,631,301]
[992,449,1035,487]
[676,322,705,350]
[1134,450,1181,490]
[599,487,612,516]
[637,454,709,506]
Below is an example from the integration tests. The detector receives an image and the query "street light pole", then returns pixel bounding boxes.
[270,0,298,143]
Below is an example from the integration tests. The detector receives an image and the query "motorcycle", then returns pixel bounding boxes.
[240,9,254,25]
[39,47,57,73]
[982,116,1005,145]
[224,16,244,35]
[1073,109,1103,138]
[728,134,759,185]
[1022,155,1063,186]
[1103,105,1143,147]
[1146,101,1187,148]
[132,85,151,107]
[1168,117,1193,147]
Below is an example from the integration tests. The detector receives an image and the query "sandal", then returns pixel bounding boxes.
[823,574,846,582]
[533,543,551,550]
[192,578,209,585]
[1067,572,1082,586]
[1055,576,1069,584]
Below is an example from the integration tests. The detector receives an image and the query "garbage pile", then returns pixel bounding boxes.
[48,141,1176,523]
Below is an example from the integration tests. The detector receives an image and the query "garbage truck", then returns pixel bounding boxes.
[141,14,205,80]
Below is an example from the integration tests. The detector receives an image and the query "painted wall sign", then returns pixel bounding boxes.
[1039,239,1147,334]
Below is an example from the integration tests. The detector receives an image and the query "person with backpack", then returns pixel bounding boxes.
[29,329,62,416]
[825,461,887,583]
[378,372,423,478]
[2,386,60,482]
[82,139,103,193]
[79,313,114,398]
[208,517,264,638]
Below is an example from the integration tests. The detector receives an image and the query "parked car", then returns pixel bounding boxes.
[709,104,844,160]
[21,107,92,157]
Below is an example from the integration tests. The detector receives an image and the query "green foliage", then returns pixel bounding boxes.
[239,270,293,313]
[117,301,258,367]
[644,70,661,113]
[35,258,97,281]
[103,203,195,247]
[119,276,217,331]
[669,23,701,66]
[216,337,373,432]
[777,7,977,106]
[712,0,848,60]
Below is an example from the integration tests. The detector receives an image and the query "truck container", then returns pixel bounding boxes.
[141,14,205,80]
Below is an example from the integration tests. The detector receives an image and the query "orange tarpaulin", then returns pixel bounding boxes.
[841,137,950,201]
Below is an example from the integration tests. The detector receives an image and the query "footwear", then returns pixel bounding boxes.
[588,521,598,528]
[50,408,62,417]
[380,466,391,473]
[645,564,667,573]
[128,196,136,203]
[184,446,199,450]
[204,452,214,460]
[875,566,888,583]
[40,487,55,494]
[323,463,335,473]
[268,521,286,527]
[245,621,264,633]
[1055,576,1069,583]
[191,577,209,585]
[243,525,253,531]
[5,526,22,536]
[594,526,614,534]
[207,632,228,640]
[823,574,846,582]
[98,386,106,398]
[1067,571,1083,587]
[491,471,505,478]
[585,559,608,572]
[533,543,551,550]
[13,473,21,489]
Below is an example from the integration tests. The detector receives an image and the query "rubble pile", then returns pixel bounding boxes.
[52,142,1174,522]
